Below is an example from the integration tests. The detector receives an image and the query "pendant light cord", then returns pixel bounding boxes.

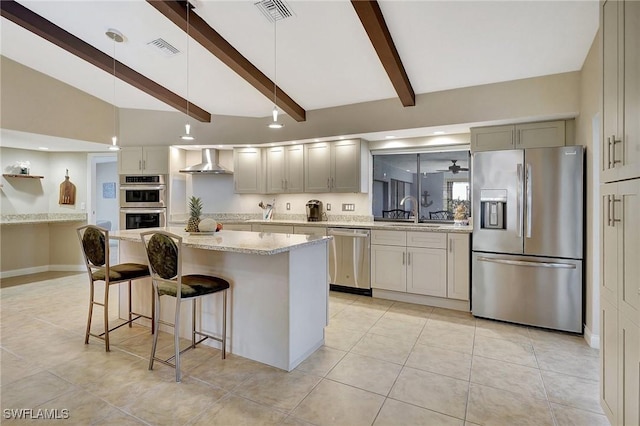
[273,15,277,108]
[186,2,190,123]
[112,35,117,143]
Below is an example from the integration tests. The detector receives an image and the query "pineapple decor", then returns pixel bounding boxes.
[186,196,203,232]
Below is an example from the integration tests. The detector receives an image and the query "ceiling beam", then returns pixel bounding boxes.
[351,0,415,107]
[0,0,211,122]
[148,1,306,122]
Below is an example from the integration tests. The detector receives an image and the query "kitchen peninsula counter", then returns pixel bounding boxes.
[110,227,330,372]
[225,218,473,233]
[0,213,87,225]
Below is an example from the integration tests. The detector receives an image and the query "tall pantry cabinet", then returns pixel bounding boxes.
[600,1,640,425]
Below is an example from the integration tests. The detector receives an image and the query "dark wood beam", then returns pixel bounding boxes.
[1,0,211,122]
[148,1,306,122]
[351,0,415,107]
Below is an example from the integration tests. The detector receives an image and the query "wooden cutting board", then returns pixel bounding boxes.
[59,171,76,205]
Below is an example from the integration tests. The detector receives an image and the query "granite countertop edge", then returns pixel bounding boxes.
[223,219,473,234]
[0,213,88,225]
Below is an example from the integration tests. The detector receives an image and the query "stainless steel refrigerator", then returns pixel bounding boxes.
[471,146,584,333]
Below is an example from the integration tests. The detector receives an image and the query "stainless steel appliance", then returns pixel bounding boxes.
[328,228,371,296]
[120,208,166,230]
[306,200,323,222]
[120,175,166,208]
[472,146,584,333]
[119,175,167,229]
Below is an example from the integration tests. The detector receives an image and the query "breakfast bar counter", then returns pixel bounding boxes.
[110,227,330,371]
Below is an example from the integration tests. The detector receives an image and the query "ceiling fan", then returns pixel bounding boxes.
[437,160,469,174]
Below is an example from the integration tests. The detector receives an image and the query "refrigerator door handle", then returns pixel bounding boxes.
[525,163,532,238]
[476,256,577,269]
[517,163,523,237]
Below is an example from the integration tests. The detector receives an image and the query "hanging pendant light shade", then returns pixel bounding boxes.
[106,28,123,151]
[268,14,283,129]
[181,2,195,141]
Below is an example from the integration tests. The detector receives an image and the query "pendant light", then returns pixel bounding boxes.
[105,28,123,151]
[181,2,194,141]
[268,15,283,129]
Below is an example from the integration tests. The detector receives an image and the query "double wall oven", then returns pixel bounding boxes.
[119,175,167,229]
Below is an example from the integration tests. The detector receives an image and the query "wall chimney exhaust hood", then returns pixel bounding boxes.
[180,148,233,174]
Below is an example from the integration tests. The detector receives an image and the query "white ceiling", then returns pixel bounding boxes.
[1,0,599,151]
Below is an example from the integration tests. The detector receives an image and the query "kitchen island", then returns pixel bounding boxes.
[110,227,330,371]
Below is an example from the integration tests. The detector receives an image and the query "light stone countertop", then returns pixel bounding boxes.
[226,219,473,234]
[109,226,331,256]
[0,213,87,225]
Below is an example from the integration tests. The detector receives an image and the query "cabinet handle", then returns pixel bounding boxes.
[285,179,288,190]
[142,160,146,170]
[449,238,453,253]
[408,252,411,265]
[609,135,622,167]
[402,252,405,265]
[331,177,334,189]
[611,196,621,225]
[139,160,142,170]
[327,178,331,189]
[607,194,612,227]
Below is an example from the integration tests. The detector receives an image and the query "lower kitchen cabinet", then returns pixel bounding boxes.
[371,230,470,302]
[293,225,326,236]
[601,297,619,423]
[251,224,293,234]
[619,313,639,426]
[222,223,252,231]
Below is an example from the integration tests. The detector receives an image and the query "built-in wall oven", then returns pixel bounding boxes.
[119,175,167,230]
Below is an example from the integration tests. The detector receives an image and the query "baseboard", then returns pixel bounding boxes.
[372,289,470,312]
[0,264,84,279]
[584,324,600,349]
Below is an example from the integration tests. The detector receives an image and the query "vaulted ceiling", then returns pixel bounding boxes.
[1,0,599,147]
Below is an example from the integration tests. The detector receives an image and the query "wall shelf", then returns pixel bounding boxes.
[3,174,44,179]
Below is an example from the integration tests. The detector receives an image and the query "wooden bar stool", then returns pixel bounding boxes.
[140,230,229,382]
[77,225,154,351]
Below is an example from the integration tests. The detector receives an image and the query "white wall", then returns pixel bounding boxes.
[0,147,87,215]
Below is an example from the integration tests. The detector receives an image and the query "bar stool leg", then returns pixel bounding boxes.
[149,288,161,371]
[151,285,155,334]
[85,281,95,344]
[222,289,227,359]
[175,300,182,382]
[103,282,111,352]
[192,299,197,349]
[128,281,133,327]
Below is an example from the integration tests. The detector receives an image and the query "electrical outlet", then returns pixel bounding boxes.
[342,203,355,211]
[327,203,331,211]
[286,202,291,210]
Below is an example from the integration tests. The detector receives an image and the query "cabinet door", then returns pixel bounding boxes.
[285,145,304,193]
[618,178,640,321]
[371,244,406,292]
[266,147,285,193]
[470,125,514,151]
[142,146,169,175]
[602,0,623,183]
[304,143,331,192]
[293,226,326,236]
[601,183,619,305]
[118,147,143,174]
[234,148,263,193]
[619,0,640,181]
[223,223,252,231]
[601,296,619,424]
[406,247,446,297]
[447,234,470,301]
[332,140,361,192]
[516,121,566,148]
[619,313,639,426]
[260,224,293,234]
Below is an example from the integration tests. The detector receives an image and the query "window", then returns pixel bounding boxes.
[372,150,470,222]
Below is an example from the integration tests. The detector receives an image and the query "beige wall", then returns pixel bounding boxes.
[576,30,602,342]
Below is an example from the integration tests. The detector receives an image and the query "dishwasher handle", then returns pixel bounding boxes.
[328,229,370,238]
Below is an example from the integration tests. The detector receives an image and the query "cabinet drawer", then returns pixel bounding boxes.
[223,223,252,231]
[407,231,446,248]
[371,230,406,246]
[251,224,294,234]
[293,226,326,236]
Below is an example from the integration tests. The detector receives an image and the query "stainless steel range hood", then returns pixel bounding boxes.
[180,148,232,174]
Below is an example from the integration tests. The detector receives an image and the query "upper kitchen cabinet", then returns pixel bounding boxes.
[602,0,640,183]
[470,120,568,152]
[266,145,304,193]
[304,139,368,193]
[118,146,169,175]
[234,147,264,193]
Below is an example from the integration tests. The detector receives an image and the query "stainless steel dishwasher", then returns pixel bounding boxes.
[327,228,371,296]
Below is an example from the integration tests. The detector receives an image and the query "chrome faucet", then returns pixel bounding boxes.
[400,195,419,224]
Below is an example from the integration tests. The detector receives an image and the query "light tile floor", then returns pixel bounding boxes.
[0,273,608,425]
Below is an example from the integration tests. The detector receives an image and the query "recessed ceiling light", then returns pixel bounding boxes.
[339,136,345,140]
[385,136,395,139]
[406,169,411,172]
[314,139,320,142]
[433,131,445,135]
[38,147,49,150]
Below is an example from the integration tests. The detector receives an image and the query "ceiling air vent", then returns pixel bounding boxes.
[254,0,294,22]
[147,38,181,57]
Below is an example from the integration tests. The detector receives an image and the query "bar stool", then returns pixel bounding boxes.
[77,225,154,351]
[140,230,229,382]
